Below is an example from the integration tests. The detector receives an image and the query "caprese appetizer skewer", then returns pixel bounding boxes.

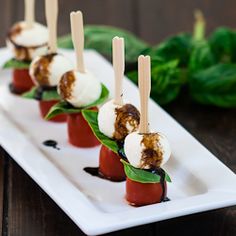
[26,0,73,122]
[82,37,140,181]
[122,55,171,206]
[5,0,48,94]
[46,10,109,147]
[98,37,140,181]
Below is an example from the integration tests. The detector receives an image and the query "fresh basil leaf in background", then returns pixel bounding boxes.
[189,40,215,72]
[23,87,61,101]
[190,63,236,107]
[58,25,150,63]
[3,58,30,69]
[127,59,185,105]
[146,33,192,67]
[46,84,109,119]
[209,27,236,63]
[82,110,119,153]
[121,160,171,184]
[59,24,236,109]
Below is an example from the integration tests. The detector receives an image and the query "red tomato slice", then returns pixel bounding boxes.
[67,109,100,148]
[99,145,126,181]
[39,100,67,123]
[12,69,34,94]
[126,177,167,206]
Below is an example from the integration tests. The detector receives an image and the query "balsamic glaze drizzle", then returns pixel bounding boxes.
[42,140,60,150]
[83,167,124,182]
[149,167,166,202]
[9,83,21,95]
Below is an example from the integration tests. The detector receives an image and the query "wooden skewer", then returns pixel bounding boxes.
[113,36,124,106]
[46,0,58,53]
[70,11,85,73]
[138,55,151,134]
[25,0,35,28]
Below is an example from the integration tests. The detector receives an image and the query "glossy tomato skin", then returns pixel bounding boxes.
[39,100,67,122]
[99,145,126,181]
[126,178,167,206]
[67,108,99,148]
[12,69,34,94]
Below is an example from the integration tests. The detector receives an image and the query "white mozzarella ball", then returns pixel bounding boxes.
[124,132,171,169]
[98,100,140,140]
[58,70,102,108]
[98,99,117,138]
[30,54,73,86]
[6,21,48,61]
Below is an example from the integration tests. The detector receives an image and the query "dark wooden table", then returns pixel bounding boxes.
[0,93,235,236]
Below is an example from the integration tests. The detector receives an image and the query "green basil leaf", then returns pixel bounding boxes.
[190,63,236,107]
[189,40,215,72]
[58,25,150,63]
[42,90,61,101]
[3,58,30,69]
[147,33,192,67]
[82,110,119,153]
[46,83,109,119]
[121,160,171,183]
[209,27,236,63]
[22,87,37,99]
[23,86,61,101]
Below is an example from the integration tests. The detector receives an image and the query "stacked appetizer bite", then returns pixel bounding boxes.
[24,0,73,122]
[83,37,140,181]
[4,0,48,94]
[46,11,109,147]
[122,55,171,206]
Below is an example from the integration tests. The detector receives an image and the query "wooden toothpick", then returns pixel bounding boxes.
[138,55,151,134]
[25,0,35,28]
[46,0,58,53]
[113,36,124,106]
[70,11,85,73]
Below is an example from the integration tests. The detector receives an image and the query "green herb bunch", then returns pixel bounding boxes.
[57,11,236,108]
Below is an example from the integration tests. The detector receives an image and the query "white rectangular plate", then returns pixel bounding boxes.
[0,48,236,235]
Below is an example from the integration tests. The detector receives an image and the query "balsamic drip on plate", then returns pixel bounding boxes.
[83,167,124,182]
[9,83,21,95]
[34,86,57,100]
[43,140,60,150]
[163,197,170,202]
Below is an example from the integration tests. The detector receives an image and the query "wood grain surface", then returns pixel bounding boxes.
[1,0,236,46]
[0,0,236,235]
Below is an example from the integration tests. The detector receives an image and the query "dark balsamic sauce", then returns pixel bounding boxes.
[83,167,124,182]
[163,197,170,202]
[34,86,57,100]
[9,83,21,95]
[147,167,168,202]
[43,140,60,150]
